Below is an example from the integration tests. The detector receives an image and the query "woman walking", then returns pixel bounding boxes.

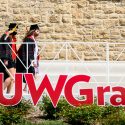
[0,23,18,93]
[16,24,40,92]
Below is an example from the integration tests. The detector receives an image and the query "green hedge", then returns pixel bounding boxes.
[0,99,32,125]
[40,96,125,125]
[16,120,68,125]
[0,96,125,125]
[39,96,68,119]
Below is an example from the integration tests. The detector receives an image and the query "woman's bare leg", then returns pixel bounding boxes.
[7,68,16,93]
[8,68,16,79]
[3,77,11,93]
[23,84,27,92]
[23,74,35,93]
[6,79,14,93]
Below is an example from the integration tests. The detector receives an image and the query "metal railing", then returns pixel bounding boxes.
[1,41,125,61]
[0,42,125,94]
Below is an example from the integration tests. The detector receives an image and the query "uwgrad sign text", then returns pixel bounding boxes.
[0,73,124,107]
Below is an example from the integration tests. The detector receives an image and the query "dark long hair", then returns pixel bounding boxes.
[23,30,35,41]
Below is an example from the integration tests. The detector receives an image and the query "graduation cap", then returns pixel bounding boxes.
[30,24,39,31]
[9,23,18,30]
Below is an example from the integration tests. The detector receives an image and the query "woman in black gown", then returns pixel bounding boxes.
[16,24,40,92]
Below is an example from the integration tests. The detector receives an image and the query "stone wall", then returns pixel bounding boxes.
[0,0,125,60]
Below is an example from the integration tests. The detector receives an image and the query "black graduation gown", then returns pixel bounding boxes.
[0,33,14,81]
[16,37,35,82]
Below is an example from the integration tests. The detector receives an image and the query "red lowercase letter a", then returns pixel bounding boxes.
[110,87,125,106]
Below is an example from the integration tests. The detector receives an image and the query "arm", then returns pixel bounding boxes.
[27,39,35,61]
[1,33,11,60]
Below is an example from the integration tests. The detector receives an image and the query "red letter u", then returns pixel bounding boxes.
[0,73,22,106]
